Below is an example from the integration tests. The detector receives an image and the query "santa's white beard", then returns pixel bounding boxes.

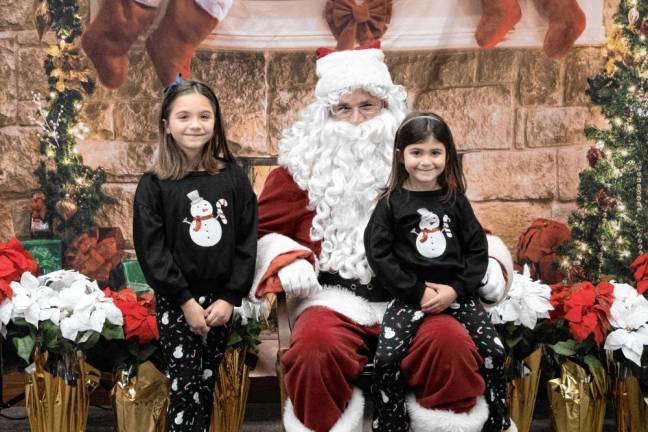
[280,109,402,283]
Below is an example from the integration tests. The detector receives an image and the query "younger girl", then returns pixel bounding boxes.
[133,78,257,432]
[364,112,509,432]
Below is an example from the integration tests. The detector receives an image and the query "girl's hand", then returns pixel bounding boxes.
[420,287,438,309]
[180,299,210,336]
[421,283,458,314]
[205,299,234,327]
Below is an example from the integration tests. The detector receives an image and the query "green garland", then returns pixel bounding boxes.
[561,0,648,283]
[34,0,114,242]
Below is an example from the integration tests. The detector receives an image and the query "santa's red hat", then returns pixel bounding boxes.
[315,42,394,98]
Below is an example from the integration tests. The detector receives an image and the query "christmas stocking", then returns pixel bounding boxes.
[532,0,586,59]
[474,0,522,48]
[145,0,233,86]
[81,0,158,89]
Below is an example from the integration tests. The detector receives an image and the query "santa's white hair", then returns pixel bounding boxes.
[279,83,408,283]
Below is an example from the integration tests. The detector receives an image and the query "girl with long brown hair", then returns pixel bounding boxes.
[365,112,512,432]
[133,78,257,432]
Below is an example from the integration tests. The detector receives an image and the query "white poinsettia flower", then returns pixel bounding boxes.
[0,298,12,325]
[488,265,553,329]
[9,269,122,343]
[605,282,648,366]
[95,295,123,326]
[10,272,45,327]
[0,298,12,338]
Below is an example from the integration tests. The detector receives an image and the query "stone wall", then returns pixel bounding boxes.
[0,1,619,253]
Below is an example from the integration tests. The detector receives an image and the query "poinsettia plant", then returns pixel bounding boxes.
[229,300,262,350]
[488,265,553,379]
[630,252,648,295]
[6,270,124,365]
[0,237,40,336]
[540,279,613,376]
[603,280,648,397]
[100,287,160,370]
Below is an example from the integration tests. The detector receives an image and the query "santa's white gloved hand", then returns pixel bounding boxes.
[479,258,507,303]
[278,259,321,298]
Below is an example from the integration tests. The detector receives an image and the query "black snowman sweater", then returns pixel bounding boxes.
[364,187,488,306]
[133,164,257,307]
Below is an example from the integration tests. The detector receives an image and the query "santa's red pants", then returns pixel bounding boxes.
[282,306,486,431]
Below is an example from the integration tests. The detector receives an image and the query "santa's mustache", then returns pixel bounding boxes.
[321,110,399,144]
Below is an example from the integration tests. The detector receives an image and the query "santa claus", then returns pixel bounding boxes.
[249,47,514,432]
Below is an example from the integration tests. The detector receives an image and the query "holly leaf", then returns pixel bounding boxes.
[13,334,36,364]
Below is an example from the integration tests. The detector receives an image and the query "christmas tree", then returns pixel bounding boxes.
[561,0,648,284]
[32,0,115,243]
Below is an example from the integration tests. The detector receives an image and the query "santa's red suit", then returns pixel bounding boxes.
[252,166,502,432]
[248,48,513,432]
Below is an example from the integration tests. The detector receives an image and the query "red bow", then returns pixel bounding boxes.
[324,0,392,50]
[193,213,214,231]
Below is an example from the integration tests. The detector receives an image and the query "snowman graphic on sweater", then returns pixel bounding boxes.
[183,190,228,247]
[411,208,453,259]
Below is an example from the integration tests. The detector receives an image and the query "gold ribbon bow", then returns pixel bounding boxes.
[325,0,392,50]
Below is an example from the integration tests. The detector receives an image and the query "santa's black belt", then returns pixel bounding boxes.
[318,272,390,302]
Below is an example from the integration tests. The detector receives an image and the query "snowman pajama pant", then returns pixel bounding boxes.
[157,293,229,432]
[373,297,507,432]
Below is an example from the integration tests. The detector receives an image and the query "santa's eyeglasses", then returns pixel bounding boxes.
[329,100,385,120]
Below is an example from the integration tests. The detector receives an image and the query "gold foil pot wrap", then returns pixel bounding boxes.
[506,347,543,432]
[613,375,648,432]
[210,347,251,432]
[111,361,170,432]
[25,350,100,432]
[546,360,607,432]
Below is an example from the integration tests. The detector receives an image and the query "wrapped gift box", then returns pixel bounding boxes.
[21,239,62,275]
[121,260,151,295]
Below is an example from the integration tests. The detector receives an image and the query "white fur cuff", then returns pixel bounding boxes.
[283,388,364,432]
[407,395,489,432]
[249,233,313,301]
[293,286,384,327]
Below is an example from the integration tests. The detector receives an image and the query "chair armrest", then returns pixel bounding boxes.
[275,291,292,355]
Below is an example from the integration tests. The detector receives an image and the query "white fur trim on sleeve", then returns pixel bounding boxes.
[248,233,313,302]
[194,0,233,20]
[283,388,364,432]
[245,233,314,320]
[293,286,384,327]
[407,395,488,432]
[487,234,514,294]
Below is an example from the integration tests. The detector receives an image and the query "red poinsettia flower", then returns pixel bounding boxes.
[0,236,40,302]
[630,253,648,294]
[553,281,612,345]
[104,288,159,343]
[549,282,572,320]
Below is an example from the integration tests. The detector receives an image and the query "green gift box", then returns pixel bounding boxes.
[21,239,62,275]
[121,260,151,295]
